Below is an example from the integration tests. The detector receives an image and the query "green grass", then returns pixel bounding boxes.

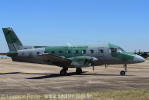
[1,89,149,100]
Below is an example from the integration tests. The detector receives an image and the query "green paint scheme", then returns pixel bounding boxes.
[2,28,22,45]
[108,44,136,61]
[108,43,120,49]
[8,51,17,54]
[34,46,48,48]
[68,56,93,60]
[68,56,93,67]
[44,46,88,58]
[0,27,145,76]
[2,28,23,51]
[111,52,134,62]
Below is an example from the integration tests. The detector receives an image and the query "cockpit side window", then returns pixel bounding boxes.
[110,47,124,53]
[117,48,125,53]
[118,48,124,52]
[111,48,117,53]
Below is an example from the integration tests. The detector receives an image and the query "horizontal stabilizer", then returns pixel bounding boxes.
[0,53,9,55]
[0,53,17,57]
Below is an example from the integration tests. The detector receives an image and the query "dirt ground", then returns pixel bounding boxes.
[0,59,149,96]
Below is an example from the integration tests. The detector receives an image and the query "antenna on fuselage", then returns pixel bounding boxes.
[93,66,95,71]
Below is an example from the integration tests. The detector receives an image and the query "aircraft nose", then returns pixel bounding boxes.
[133,55,145,63]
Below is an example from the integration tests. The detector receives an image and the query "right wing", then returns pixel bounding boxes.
[38,54,72,66]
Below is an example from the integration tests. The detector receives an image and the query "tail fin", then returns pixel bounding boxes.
[2,27,23,51]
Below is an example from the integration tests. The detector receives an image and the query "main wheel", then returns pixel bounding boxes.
[120,70,126,76]
[60,68,67,76]
[76,68,82,74]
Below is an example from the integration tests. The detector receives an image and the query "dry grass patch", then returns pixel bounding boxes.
[0,89,149,100]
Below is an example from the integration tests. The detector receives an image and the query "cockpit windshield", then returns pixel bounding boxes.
[117,47,124,52]
[110,47,124,53]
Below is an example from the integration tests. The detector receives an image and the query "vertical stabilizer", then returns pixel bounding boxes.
[2,27,23,51]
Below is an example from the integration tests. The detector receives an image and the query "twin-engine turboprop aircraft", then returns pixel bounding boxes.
[0,28,145,76]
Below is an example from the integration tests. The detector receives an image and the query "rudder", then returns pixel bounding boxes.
[2,27,23,51]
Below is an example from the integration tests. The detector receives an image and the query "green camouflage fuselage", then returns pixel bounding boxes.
[10,44,142,68]
[2,27,145,68]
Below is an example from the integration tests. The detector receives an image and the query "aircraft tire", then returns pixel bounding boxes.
[120,71,126,76]
[76,68,82,74]
[60,68,67,76]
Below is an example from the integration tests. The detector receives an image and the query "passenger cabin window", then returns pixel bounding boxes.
[51,51,55,54]
[90,50,94,54]
[59,51,63,53]
[82,50,86,54]
[75,50,79,54]
[67,50,71,54]
[37,52,40,55]
[111,48,117,53]
[100,49,104,53]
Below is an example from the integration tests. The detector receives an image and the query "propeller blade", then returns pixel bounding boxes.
[105,64,107,69]
[93,66,95,71]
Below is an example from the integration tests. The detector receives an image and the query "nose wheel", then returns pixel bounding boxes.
[120,64,127,76]
[120,70,126,76]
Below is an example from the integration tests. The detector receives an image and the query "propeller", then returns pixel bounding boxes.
[90,57,98,72]
[93,65,95,71]
[105,64,107,69]
[83,57,98,72]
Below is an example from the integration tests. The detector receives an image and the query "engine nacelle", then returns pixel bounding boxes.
[68,56,98,67]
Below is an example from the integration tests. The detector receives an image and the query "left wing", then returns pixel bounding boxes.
[38,54,72,66]
[38,54,98,67]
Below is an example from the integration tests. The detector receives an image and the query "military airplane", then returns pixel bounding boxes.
[134,50,149,59]
[0,27,145,76]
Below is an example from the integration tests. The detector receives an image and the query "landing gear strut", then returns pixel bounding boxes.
[120,64,127,76]
[76,68,83,74]
[60,68,68,76]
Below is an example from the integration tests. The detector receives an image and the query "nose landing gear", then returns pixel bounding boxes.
[120,64,127,76]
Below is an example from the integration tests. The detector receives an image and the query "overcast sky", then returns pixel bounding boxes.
[0,0,148,52]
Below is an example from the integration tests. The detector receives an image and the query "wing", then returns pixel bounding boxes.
[38,54,98,67]
[0,53,8,55]
[68,56,98,67]
[38,54,72,66]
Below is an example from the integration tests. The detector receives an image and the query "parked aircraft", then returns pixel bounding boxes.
[0,28,145,76]
[134,50,149,59]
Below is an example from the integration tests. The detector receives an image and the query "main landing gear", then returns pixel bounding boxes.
[60,68,68,76]
[76,68,83,74]
[120,64,127,76]
[60,67,83,76]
